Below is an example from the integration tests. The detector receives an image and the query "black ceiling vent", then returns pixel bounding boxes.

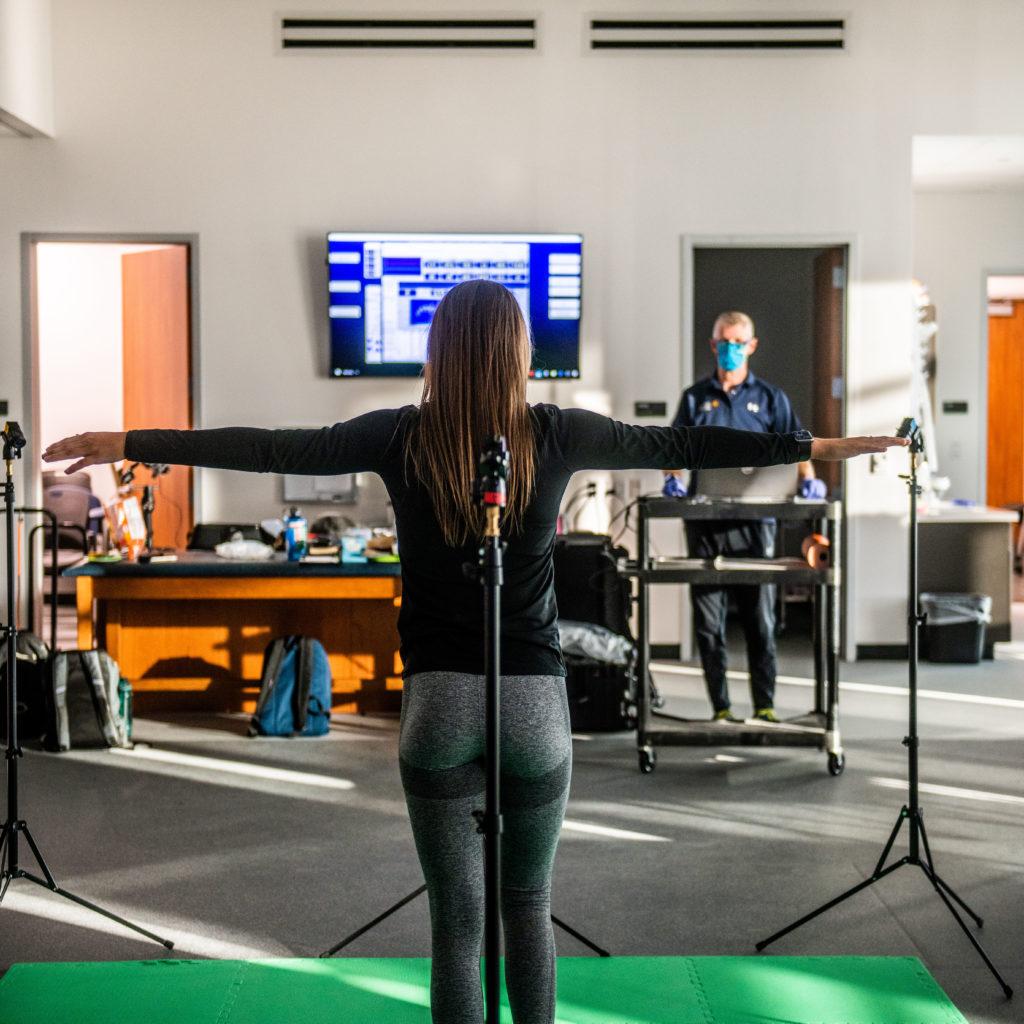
[588,16,845,51]
[280,15,538,50]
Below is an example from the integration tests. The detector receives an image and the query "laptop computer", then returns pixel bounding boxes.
[695,463,799,501]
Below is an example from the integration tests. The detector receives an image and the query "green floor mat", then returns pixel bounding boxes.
[0,955,968,1024]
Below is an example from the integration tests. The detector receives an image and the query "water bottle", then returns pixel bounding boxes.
[284,506,308,561]
[118,677,133,740]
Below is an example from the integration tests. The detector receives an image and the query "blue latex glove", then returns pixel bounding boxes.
[799,477,827,500]
[663,474,687,498]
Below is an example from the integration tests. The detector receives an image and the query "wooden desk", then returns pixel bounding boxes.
[66,553,403,713]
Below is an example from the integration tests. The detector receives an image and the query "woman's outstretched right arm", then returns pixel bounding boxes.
[42,408,407,477]
[552,407,906,473]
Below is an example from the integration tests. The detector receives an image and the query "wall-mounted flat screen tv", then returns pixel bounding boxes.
[327,232,582,378]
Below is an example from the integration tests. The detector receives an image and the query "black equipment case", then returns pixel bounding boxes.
[554,533,636,732]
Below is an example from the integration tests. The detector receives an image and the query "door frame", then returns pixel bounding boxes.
[20,232,202,517]
[679,233,855,659]
[979,267,1024,504]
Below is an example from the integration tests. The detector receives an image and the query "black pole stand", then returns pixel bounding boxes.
[755,418,1012,999]
[476,435,507,1023]
[320,439,610,970]
[0,421,172,950]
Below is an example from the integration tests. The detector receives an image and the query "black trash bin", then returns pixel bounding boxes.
[921,593,991,664]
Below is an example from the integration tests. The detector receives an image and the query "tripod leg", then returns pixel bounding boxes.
[20,823,57,888]
[17,871,173,948]
[756,860,905,951]
[0,822,9,869]
[550,913,610,957]
[319,885,427,958]
[918,817,983,927]
[929,871,983,929]
[919,864,1013,998]
[873,808,907,878]
[0,873,10,905]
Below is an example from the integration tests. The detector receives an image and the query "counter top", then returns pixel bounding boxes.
[918,504,1018,524]
[64,550,402,578]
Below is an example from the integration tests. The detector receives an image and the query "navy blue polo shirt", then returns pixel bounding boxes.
[671,371,803,437]
[672,373,803,536]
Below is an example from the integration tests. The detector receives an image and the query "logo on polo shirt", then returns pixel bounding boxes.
[746,402,760,414]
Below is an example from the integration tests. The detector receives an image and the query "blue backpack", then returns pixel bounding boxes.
[249,636,332,737]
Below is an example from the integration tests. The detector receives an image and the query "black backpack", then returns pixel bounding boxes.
[0,632,51,745]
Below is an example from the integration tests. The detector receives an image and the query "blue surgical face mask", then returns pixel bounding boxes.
[715,340,748,372]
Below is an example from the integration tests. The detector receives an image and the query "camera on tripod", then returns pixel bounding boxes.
[2,421,27,461]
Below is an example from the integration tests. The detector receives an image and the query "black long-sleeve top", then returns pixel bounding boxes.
[126,405,811,678]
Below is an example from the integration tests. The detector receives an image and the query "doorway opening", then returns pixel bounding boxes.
[674,240,849,663]
[690,245,847,493]
[985,274,1024,604]
[23,235,199,637]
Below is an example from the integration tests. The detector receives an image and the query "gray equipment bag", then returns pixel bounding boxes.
[48,650,131,752]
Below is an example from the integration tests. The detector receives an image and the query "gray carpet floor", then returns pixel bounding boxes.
[1,640,1021,1023]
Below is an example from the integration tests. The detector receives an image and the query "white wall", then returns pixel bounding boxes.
[0,0,54,136]
[912,189,1024,500]
[3,0,1024,646]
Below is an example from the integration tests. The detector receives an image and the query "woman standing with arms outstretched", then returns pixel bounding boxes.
[44,279,905,1023]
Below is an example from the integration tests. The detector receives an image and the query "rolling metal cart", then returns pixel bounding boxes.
[623,496,843,776]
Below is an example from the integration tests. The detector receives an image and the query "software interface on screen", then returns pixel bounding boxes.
[327,232,582,378]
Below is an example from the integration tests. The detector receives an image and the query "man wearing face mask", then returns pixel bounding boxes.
[664,311,825,723]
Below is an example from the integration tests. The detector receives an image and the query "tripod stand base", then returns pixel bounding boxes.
[756,806,1012,999]
[1,819,173,950]
[319,886,610,958]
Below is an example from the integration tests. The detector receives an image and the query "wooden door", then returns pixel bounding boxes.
[121,246,193,549]
[987,300,1024,508]
[812,248,846,493]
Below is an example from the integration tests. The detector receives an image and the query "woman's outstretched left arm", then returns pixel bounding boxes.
[42,409,406,477]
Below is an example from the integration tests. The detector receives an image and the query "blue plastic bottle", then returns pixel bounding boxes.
[284,506,308,562]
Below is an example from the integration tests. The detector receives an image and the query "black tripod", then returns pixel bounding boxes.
[0,421,172,949]
[756,418,1012,999]
[320,437,609,990]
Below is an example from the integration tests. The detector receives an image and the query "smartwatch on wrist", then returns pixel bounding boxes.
[793,429,813,462]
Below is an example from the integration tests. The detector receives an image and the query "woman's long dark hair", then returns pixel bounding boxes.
[407,279,537,546]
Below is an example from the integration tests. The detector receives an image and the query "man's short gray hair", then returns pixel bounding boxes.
[712,311,755,338]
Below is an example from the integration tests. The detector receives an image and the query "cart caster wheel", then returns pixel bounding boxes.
[827,753,845,776]
[639,747,656,774]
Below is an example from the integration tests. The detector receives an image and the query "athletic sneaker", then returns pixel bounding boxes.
[712,709,743,723]
[753,708,780,723]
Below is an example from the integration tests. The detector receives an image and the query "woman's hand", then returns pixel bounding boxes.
[811,436,909,461]
[42,432,127,474]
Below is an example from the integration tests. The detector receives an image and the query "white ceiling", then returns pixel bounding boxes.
[913,135,1024,191]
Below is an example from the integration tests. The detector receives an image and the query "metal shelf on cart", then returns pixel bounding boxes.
[624,556,833,586]
[628,495,844,775]
[645,710,826,748]
[638,497,838,521]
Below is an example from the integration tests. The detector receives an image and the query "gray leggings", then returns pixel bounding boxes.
[399,671,572,1024]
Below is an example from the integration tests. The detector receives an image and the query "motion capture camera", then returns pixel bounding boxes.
[2,421,27,460]
[896,417,923,453]
[476,435,509,510]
